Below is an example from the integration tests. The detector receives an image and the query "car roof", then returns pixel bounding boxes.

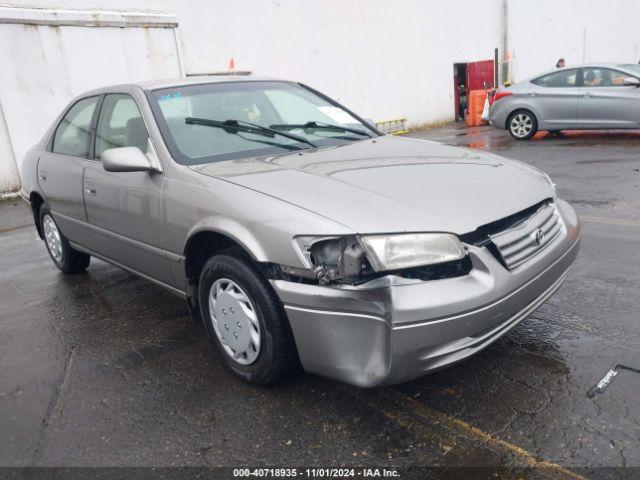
[81,75,290,96]
[519,63,639,84]
[558,63,636,70]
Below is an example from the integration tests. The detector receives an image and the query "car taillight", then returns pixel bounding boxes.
[492,90,513,103]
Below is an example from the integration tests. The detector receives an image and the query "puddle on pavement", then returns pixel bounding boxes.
[448,128,640,150]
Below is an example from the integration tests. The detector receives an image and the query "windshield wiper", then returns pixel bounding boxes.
[185,117,317,148]
[269,121,372,138]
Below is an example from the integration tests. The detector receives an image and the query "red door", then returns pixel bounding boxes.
[467,60,495,90]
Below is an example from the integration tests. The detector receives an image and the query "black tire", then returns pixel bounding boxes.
[507,110,538,140]
[39,206,90,274]
[198,252,298,385]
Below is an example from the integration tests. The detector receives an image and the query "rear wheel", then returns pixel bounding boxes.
[40,206,90,274]
[507,110,538,140]
[198,252,298,385]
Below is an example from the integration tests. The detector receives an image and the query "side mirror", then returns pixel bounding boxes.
[102,147,154,172]
[623,77,640,87]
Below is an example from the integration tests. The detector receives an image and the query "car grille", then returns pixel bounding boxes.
[489,202,563,269]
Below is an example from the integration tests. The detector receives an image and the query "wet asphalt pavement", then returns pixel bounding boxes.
[1,125,639,475]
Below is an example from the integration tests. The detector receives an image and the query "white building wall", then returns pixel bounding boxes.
[2,0,637,192]
[0,102,20,194]
[4,0,504,125]
[508,0,640,82]
[0,0,504,192]
[169,0,503,127]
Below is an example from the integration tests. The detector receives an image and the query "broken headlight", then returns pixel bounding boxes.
[293,233,466,283]
[293,236,370,283]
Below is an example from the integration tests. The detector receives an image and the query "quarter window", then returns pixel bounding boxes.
[583,68,631,87]
[52,96,99,158]
[531,69,578,88]
[95,94,149,159]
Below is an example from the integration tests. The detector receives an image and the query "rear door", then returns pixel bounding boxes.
[37,95,100,244]
[577,67,640,128]
[83,92,173,284]
[529,68,580,127]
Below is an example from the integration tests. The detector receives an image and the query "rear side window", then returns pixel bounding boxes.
[52,96,100,158]
[531,69,578,88]
[95,94,149,159]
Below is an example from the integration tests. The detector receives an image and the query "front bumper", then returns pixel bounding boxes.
[272,200,581,387]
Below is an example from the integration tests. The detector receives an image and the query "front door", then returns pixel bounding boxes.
[37,95,100,244]
[577,67,640,128]
[83,93,172,285]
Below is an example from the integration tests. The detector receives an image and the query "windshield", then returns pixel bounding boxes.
[618,64,640,77]
[149,81,377,165]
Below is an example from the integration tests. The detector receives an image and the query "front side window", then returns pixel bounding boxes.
[95,94,149,159]
[531,69,578,88]
[52,96,100,158]
[583,68,630,87]
[150,81,376,165]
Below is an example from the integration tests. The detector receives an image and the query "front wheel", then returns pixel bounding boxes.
[198,252,298,385]
[507,110,538,140]
[40,207,90,274]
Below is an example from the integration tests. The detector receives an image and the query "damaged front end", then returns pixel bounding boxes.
[268,199,580,387]
[263,233,471,287]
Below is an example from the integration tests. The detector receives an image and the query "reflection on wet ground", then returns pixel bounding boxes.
[440,126,640,151]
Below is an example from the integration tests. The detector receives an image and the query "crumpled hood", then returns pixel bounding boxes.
[190,135,553,234]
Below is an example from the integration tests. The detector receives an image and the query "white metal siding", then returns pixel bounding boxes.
[0,6,183,192]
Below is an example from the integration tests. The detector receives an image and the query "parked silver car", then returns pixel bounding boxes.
[490,64,640,139]
[20,77,581,387]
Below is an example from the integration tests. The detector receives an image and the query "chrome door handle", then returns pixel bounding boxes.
[84,184,97,196]
[38,174,47,181]
[528,92,538,96]
[582,91,593,97]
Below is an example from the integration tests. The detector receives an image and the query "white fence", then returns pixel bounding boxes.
[0,6,183,193]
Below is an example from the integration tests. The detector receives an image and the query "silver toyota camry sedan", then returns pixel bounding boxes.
[21,77,581,387]
[490,64,640,139]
